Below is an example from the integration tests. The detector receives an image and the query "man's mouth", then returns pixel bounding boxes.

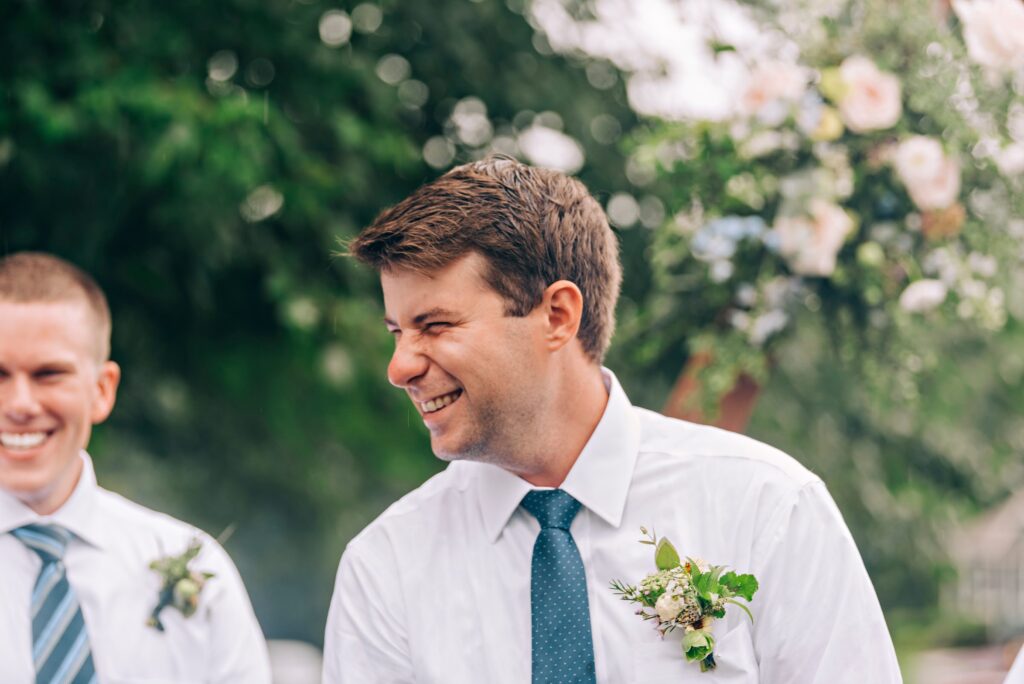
[0,431,53,451]
[419,389,463,414]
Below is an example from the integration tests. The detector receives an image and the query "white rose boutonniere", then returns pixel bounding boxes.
[147,537,215,631]
[611,528,759,673]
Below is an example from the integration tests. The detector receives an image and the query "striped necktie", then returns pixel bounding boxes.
[521,489,596,684]
[11,524,97,684]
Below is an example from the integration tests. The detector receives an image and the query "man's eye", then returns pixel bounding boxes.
[35,368,68,380]
[425,321,451,330]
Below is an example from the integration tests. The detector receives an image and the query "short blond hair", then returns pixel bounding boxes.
[350,157,622,362]
[0,252,112,360]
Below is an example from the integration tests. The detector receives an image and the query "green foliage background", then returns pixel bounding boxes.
[2,0,1021,656]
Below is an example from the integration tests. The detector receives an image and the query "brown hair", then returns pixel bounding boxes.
[350,157,621,362]
[0,252,112,361]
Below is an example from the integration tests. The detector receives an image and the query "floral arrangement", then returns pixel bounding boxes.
[147,538,215,631]
[611,528,758,672]
[609,0,1024,412]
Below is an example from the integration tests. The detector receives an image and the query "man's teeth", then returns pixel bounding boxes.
[0,432,48,449]
[421,391,461,414]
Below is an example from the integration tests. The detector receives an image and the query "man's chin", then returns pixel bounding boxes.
[430,435,486,464]
[0,457,82,513]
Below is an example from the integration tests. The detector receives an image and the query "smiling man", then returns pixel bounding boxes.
[323,158,901,683]
[0,252,271,683]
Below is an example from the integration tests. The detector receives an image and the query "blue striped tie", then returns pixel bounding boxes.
[521,490,596,684]
[11,524,97,684]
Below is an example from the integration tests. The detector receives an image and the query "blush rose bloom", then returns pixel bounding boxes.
[837,56,902,133]
[899,279,948,312]
[894,136,962,210]
[774,199,855,277]
[740,61,809,125]
[953,0,1024,71]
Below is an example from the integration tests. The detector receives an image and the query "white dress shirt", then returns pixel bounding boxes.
[0,452,272,684]
[324,369,902,683]
[1007,645,1024,683]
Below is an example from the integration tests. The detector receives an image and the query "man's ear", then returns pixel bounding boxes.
[541,280,584,352]
[90,361,121,425]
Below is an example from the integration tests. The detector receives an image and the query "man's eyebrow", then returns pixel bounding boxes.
[383,307,458,328]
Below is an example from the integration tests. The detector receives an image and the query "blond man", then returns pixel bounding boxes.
[0,252,271,683]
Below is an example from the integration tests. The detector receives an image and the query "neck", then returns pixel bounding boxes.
[514,364,609,488]
[23,457,83,516]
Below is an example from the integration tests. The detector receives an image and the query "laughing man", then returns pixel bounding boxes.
[323,158,902,683]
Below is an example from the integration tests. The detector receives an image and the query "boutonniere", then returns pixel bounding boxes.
[147,537,215,631]
[611,527,759,672]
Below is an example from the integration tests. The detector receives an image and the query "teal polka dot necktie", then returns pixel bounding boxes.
[521,490,596,684]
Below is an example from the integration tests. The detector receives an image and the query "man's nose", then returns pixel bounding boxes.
[387,335,429,389]
[1,375,42,422]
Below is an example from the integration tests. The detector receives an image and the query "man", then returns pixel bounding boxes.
[0,252,272,683]
[324,158,902,682]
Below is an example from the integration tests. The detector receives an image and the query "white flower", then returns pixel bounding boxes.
[516,125,585,174]
[893,136,962,210]
[774,200,855,276]
[655,590,685,622]
[953,0,1024,71]
[749,310,789,346]
[894,136,944,187]
[836,56,902,133]
[996,143,1024,175]
[899,279,948,312]
[739,61,809,125]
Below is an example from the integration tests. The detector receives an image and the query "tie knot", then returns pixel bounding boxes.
[11,524,71,562]
[521,489,581,530]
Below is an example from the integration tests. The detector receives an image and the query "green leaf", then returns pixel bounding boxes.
[720,572,759,602]
[725,598,755,623]
[655,537,681,570]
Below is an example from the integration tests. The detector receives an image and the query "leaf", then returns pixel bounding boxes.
[655,537,681,570]
[725,598,755,623]
[720,572,759,602]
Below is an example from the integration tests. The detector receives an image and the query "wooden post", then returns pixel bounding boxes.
[662,351,762,434]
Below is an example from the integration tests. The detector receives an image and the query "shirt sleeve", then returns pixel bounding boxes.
[198,537,273,684]
[323,535,414,684]
[749,480,903,683]
[1006,645,1024,683]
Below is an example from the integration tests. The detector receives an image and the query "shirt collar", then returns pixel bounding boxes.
[475,368,641,542]
[0,451,108,550]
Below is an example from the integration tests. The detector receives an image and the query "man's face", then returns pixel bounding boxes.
[382,253,550,466]
[0,299,119,513]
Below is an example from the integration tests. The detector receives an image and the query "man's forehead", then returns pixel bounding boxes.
[0,298,104,359]
[380,255,496,323]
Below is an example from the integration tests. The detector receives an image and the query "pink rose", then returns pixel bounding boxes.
[953,0,1024,71]
[740,61,809,125]
[837,56,902,133]
[775,200,855,276]
[894,136,961,210]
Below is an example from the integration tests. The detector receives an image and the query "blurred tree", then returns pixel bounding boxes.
[0,0,637,643]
